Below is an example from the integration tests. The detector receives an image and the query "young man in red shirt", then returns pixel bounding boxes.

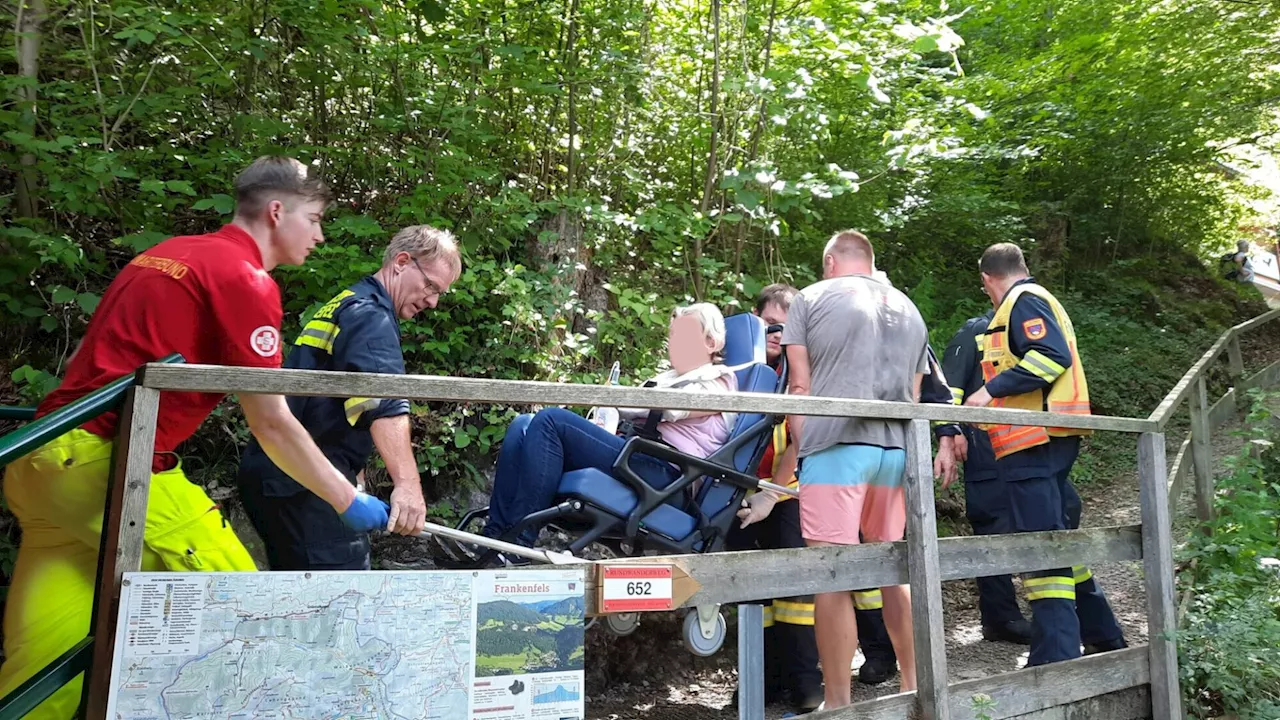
[0,157,389,719]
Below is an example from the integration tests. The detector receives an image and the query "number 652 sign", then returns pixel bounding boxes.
[598,565,681,613]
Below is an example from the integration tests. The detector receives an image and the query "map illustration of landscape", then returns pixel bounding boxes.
[475,592,585,678]
[107,571,476,719]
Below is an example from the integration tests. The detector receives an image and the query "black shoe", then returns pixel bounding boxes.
[857,658,897,685]
[982,619,1034,645]
[790,680,824,712]
[1083,637,1127,655]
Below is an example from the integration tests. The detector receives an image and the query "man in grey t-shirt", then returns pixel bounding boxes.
[782,230,929,707]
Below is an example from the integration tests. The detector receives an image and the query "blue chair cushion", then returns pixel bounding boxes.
[557,468,697,541]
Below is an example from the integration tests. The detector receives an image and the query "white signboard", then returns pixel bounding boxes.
[107,569,586,720]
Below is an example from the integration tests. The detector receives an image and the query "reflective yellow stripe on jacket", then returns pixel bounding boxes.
[980,283,1091,459]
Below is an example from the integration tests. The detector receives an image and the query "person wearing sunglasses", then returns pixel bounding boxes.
[236,225,461,572]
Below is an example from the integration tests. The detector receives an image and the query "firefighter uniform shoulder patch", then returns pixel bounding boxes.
[1022,317,1047,340]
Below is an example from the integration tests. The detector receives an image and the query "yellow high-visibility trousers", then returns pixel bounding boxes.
[0,429,256,719]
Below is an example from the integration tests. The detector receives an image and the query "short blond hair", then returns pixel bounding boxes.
[672,303,727,354]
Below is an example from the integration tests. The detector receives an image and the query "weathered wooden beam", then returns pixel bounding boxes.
[1151,309,1280,429]
[1239,359,1280,395]
[906,420,949,720]
[83,386,159,720]
[1189,377,1214,524]
[812,647,1149,720]
[1227,336,1245,378]
[998,685,1150,720]
[582,526,1142,612]
[141,364,1155,433]
[1150,332,1232,429]
[1207,387,1237,431]
[1137,432,1183,720]
[1229,306,1280,335]
[935,526,1142,584]
[1166,432,1192,509]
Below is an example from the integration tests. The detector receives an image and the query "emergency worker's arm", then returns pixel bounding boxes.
[942,321,987,455]
[984,295,1072,399]
[942,322,979,406]
[737,425,796,528]
[219,271,387,530]
[922,346,962,441]
[240,393,358,512]
[772,442,798,488]
[918,343,962,487]
[371,415,428,536]
[331,300,424,534]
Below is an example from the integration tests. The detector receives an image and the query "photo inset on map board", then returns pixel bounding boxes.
[475,573,586,677]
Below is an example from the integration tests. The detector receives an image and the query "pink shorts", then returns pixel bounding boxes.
[799,444,907,545]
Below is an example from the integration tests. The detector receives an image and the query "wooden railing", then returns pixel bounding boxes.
[1149,307,1280,520]
[70,308,1280,720]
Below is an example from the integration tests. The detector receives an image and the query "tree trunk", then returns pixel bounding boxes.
[699,0,722,214]
[693,0,722,299]
[564,0,581,195]
[734,0,779,278]
[532,210,608,357]
[14,0,46,219]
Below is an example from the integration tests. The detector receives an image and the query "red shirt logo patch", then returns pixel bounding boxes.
[1022,318,1047,341]
[250,326,280,357]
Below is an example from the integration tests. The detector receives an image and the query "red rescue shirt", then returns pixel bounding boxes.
[38,225,284,456]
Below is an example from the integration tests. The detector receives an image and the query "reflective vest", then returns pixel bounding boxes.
[769,421,800,502]
[980,283,1091,459]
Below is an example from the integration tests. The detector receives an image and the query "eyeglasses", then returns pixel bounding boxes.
[412,257,446,298]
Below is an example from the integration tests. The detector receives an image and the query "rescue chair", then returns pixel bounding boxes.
[434,313,785,654]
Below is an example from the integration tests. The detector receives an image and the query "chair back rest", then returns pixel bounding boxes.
[695,314,781,518]
[721,313,766,385]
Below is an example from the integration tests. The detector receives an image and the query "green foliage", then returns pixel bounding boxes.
[1178,390,1280,719]
[1,0,1276,503]
[9,365,58,403]
[477,626,556,656]
[969,693,997,720]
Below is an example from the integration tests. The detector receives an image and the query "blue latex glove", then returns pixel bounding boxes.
[340,491,391,532]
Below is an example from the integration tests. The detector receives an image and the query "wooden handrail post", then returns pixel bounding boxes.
[905,420,949,720]
[1138,432,1184,720]
[82,386,160,720]
[1189,377,1215,525]
[1227,335,1245,378]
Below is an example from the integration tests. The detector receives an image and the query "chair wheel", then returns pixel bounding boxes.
[682,610,726,657]
[605,613,640,636]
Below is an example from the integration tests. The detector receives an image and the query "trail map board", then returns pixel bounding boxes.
[106,569,586,720]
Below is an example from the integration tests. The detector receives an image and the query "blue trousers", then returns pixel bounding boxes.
[964,477,1026,628]
[1011,438,1124,665]
[1055,439,1125,648]
[483,409,679,546]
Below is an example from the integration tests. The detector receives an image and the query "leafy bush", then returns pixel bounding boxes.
[1178,390,1280,719]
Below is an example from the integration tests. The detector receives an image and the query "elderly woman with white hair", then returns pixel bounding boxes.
[481,303,738,547]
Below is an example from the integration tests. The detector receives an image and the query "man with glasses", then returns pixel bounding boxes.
[236,225,462,570]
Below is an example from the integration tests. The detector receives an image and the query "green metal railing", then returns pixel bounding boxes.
[0,354,182,719]
[0,407,36,422]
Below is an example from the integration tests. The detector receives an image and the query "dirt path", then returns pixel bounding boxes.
[582,409,1268,720]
